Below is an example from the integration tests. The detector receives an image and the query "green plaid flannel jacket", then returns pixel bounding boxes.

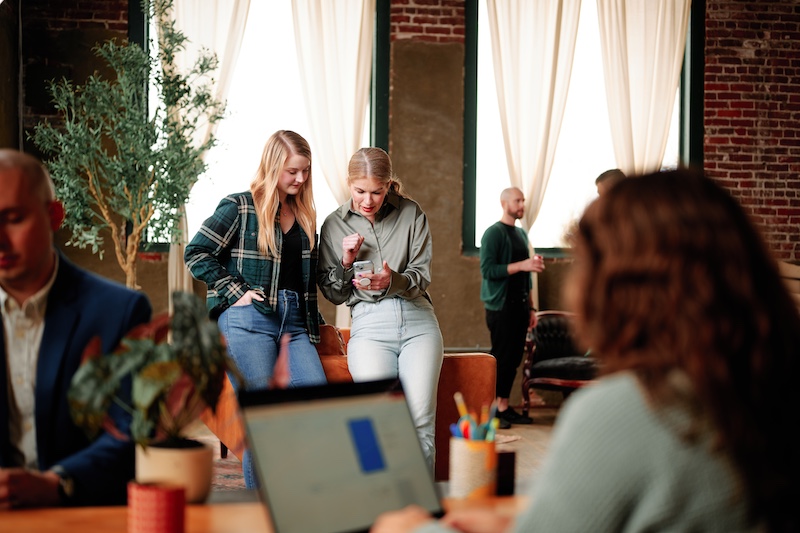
[184,191,321,343]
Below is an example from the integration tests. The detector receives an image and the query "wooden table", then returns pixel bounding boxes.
[0,498,528,533]
[1,502,269,533]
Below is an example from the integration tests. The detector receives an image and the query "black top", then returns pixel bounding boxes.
[504,223,529,308]
[279,221,305,300]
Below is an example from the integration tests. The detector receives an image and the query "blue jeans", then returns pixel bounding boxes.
[219,289,327,488]
[347,297,444,470]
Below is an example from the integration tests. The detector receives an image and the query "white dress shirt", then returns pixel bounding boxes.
[0,254,58,468]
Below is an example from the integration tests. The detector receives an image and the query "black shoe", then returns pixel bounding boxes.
[497,417,512,430]
[498,407,533,425]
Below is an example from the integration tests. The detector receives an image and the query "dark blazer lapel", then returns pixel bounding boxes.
[35,258,81,463]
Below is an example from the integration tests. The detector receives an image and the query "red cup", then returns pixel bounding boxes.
[128,482,185,533]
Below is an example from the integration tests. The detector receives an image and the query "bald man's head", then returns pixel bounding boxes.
[500,187,523,203]
[0,149,66,303]
[0,149,55,202]
[500,187,525,222]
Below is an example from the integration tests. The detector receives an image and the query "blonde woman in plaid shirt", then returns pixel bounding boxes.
[185,130,327,489]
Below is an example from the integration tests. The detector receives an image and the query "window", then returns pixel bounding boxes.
[185,2,371,238]
[467,0,688,251]
[136,1,389,243]
[136,0,390,237]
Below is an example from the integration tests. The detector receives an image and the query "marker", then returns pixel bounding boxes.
[479,403,489,426]
[485,417,499,442]
[454,392,468,418]
[459,418,471,440]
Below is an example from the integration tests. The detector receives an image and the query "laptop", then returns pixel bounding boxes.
[237,379,445,533]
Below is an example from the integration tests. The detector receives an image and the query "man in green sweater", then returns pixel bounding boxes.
[479,187,544,428]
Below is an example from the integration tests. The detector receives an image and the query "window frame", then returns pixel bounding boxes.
[372,0,390,152]
[461,0,704,257]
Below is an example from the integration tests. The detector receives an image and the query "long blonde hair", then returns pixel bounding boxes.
[347,147,408,198]
[250,130,316,257]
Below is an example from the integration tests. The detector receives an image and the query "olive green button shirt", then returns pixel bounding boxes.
[317,192,433,307]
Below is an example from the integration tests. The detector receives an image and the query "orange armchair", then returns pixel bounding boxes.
[201,325,496,481]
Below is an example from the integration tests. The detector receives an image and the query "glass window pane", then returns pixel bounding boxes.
[185,2,369,238]
[475,0,679,248]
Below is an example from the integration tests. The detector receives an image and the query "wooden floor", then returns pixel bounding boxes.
[190,404,559,498]
[492,406,558,494]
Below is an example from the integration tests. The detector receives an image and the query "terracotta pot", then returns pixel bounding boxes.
[135,440,213,503]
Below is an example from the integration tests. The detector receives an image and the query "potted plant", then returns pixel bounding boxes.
[31,0,225,289]
[68,291,240,502]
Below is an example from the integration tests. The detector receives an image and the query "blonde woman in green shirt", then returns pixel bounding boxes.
[317,147,443,468]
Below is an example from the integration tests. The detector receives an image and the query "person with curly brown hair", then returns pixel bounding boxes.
[372,168,798,533]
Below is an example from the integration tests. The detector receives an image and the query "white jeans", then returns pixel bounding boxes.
[347,297,444,469]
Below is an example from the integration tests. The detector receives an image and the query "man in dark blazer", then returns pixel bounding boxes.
[0,149,151,508]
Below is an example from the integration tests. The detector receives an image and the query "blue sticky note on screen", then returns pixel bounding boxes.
[348,418,386,473]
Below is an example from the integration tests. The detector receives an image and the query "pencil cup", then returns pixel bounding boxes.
[448,437,497,499]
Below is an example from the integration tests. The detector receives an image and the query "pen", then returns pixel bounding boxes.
[479,403,489,426]
[454,391,468,419]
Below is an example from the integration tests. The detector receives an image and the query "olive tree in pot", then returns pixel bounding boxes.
[68,292,240,503]
[31,0,225,289]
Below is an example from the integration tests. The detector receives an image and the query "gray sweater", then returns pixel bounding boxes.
[418,373,758,533]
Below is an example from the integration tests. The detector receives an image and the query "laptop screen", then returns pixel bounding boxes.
[238,379,444,533]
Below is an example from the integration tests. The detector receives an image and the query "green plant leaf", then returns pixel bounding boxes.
[29,0,226,288]
[68,291,234,446]
[133,360,183,412]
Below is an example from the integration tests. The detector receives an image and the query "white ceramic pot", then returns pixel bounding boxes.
[135,441,214,503]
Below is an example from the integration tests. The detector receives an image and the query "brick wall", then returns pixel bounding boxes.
[21,1,128,144]
[23,1,128,32]
[704,0,800,261]
[390,0,465,43]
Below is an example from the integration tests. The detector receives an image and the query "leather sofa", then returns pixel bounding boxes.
[200,325,496,481]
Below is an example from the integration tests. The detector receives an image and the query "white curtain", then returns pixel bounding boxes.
[292,0,374,328]
[596,0,691,175]
[486,0,582,232]
[291,0,375,205]
[165,0,250,312]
